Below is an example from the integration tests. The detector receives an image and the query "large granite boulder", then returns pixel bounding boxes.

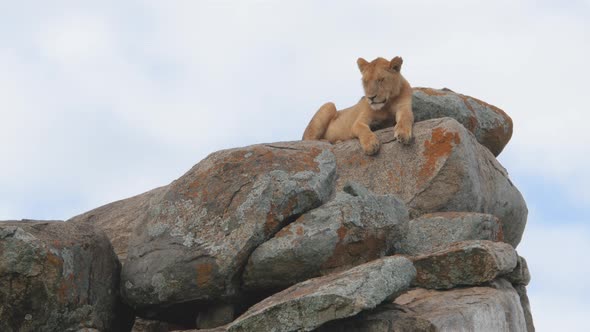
[242,182,409,291]
[333,117,527,247]
[121,141,337,316]
[227,256,415,332]
[0,221,131,332]
[393,279,527,331]
[399,212,504,256]
[412,87,513,156]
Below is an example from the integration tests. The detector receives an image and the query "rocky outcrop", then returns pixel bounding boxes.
[0,221,132,332]
[242,182,409,291]
[121,141,337,316]
[412,87,513,156]
[411,240,518,289]
[399,212,504,256]
[393,279,527,331]
[333,117,527,247]
[227,256,415,332]
[2,90,532,331]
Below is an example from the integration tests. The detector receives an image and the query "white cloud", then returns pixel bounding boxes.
[518,221,590,332]
[0,4,588,328]
[37,13,113,66]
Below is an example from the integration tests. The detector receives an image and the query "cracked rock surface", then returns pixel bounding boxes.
[333,118,527,247]
[243,181,409,292]
[120,141,337,317]
[228,256,416,332]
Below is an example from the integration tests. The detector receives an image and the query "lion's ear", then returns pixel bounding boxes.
[357,58,369,72]
[390,56,403,72]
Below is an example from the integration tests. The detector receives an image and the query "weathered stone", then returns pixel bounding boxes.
[399,212,503,256]
[0,221,132,332]
[131,318,169,332]
[68,186,167,262]
[394,279,527,331]
[505,255,531,286]
[333,117,527,247]
[121,141,337,316]
[412,87,513,156]
[196,303,234,329]
[514,284,535,332]
[316,302,436,332]
[228,256,416,332]
[243,182,409,291]
[411,240,517,289]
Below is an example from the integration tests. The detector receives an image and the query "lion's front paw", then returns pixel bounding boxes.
[394,123,413,145]
[361,134,381,155]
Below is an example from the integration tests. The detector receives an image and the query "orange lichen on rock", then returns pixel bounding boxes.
[321,229,386,274]
[417,127,460,186]
[196,262,214,287]
[274,226,293,238]
[336,225,348,241]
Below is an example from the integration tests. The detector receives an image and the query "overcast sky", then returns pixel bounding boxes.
[1,1,588,330]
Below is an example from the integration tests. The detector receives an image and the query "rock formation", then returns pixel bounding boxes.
[1,87,533,331]
[0,221,133,331]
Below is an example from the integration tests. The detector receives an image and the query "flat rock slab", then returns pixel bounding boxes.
[412,87,513,156]
[395,279,527,332]
[0,221,129,332]
[121,141,337,314]
[411,240,517,289]
[400,212,503,256]
[243,182,409,291]
[316,302,436,332]
[228,256,416,332]
[333,117,527,247]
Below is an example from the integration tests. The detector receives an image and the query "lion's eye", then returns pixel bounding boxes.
[378,78,384,84]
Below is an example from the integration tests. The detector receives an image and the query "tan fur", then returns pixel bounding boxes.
[302,56,414,155]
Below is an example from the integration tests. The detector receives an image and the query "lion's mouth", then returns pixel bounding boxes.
[369,98,387,110]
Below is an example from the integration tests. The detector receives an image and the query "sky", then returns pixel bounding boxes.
[0,1,588,330]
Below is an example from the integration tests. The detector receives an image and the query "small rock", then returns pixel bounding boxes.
[399,212,503,256]
[411,240,517,289]
[412,87,513,156]
[505,255,531,286]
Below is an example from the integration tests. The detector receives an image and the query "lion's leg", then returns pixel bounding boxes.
[394,103,414,144]
[352,118,380,156]
[302,102,338,140]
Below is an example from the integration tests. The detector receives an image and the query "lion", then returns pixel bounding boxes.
[302,56,414,155]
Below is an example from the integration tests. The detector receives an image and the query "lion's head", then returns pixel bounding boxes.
[357,56,404,111]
